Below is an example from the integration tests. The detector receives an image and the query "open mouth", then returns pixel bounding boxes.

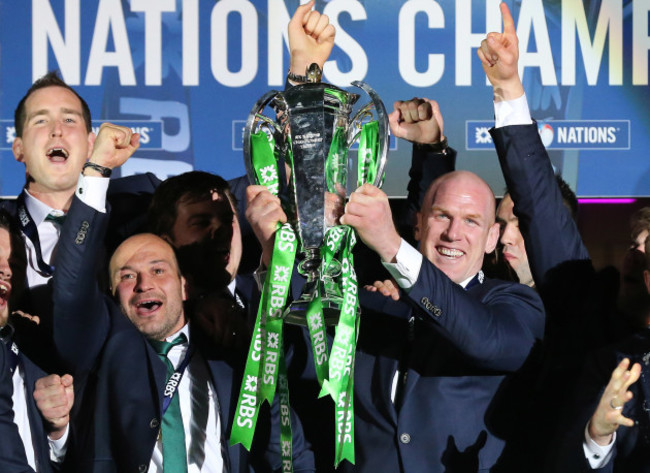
[47,148,69,163]
[437,247,464,259]
[0,281,11,307]
[135,299,162,315]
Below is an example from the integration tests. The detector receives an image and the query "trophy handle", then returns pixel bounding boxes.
[349,80,389,189]
[243,89,284,185]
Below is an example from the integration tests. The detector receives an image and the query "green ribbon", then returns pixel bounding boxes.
[278,337,293,472]
[305,292,329,387]
[319,227,359,466]
[229,322,262,449]
[230,222,296,450]
[258,226,296,405]
[231,133,296,454]
[358,120,381,188]
[250,131,281,196]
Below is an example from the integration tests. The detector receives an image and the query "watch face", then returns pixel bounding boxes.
[306,63,322,83]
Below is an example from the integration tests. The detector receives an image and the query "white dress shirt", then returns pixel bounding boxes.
[8,340,68,471]
[21,190,65,289]
[22,175,109,288]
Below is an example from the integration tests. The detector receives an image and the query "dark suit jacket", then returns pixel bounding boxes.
[558,330,650,472]
[1,329,61,473]
[0,342,37,473]
[19,352,57,473]
[338,257,545,473]
[0,173,162,374]
[489,124,623,469]
[51,197,313,473]
[490,124,618,352]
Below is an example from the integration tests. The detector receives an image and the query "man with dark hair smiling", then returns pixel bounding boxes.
[148,171,241,297]
[147,171,251,349]
[6,72,97,289]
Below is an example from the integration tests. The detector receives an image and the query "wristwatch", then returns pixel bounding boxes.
[82,162,112,177]
[287,63,323,84]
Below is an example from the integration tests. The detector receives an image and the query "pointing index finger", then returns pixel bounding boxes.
[500,2,515,35]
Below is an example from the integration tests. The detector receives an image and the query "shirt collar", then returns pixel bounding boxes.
[22,189,64,225]
[165,323,190,345]
[459,270,484,289]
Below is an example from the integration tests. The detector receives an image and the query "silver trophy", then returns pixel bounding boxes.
[243,64,388,325]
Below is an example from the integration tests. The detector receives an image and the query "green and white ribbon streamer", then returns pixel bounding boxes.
[305,292,329,387]
[231,132,296,458]
[278,342,293,472]
[250,131,280,195]
[319,227,359,465]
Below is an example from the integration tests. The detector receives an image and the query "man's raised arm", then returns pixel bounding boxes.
[480,2,589,285]
[52,124,139,375]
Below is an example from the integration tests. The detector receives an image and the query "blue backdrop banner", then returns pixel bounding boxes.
[1,0,648,197]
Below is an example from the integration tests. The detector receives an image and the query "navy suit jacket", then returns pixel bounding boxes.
[490,124,622,468]
[558,330,650,472]
[18,352,56,473]
[51,197,313,473]
[0,342,37,473]
[490,124,617,353]
[345,258,544,473]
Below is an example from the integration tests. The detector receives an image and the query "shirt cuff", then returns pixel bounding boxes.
[48,425,69,463]
[76,174,109,213]
[583,422,615,469]
[494,94,533,128]
[381,239,422,290]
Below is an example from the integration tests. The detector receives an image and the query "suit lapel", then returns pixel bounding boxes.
[21,354,52,473]
[634,350,650,439]
[359,292,413,424]
[373,355,399,423]
[144,338,168,416]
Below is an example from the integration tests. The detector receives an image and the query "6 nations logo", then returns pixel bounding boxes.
[466,120,630,151]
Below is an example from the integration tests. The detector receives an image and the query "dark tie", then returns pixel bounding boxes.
[45,213,66,226]
[149,334,188,473]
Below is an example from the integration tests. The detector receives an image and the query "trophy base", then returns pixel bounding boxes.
[283,296,342,326]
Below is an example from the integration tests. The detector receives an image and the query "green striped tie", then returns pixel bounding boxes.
[149,334,188,473]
